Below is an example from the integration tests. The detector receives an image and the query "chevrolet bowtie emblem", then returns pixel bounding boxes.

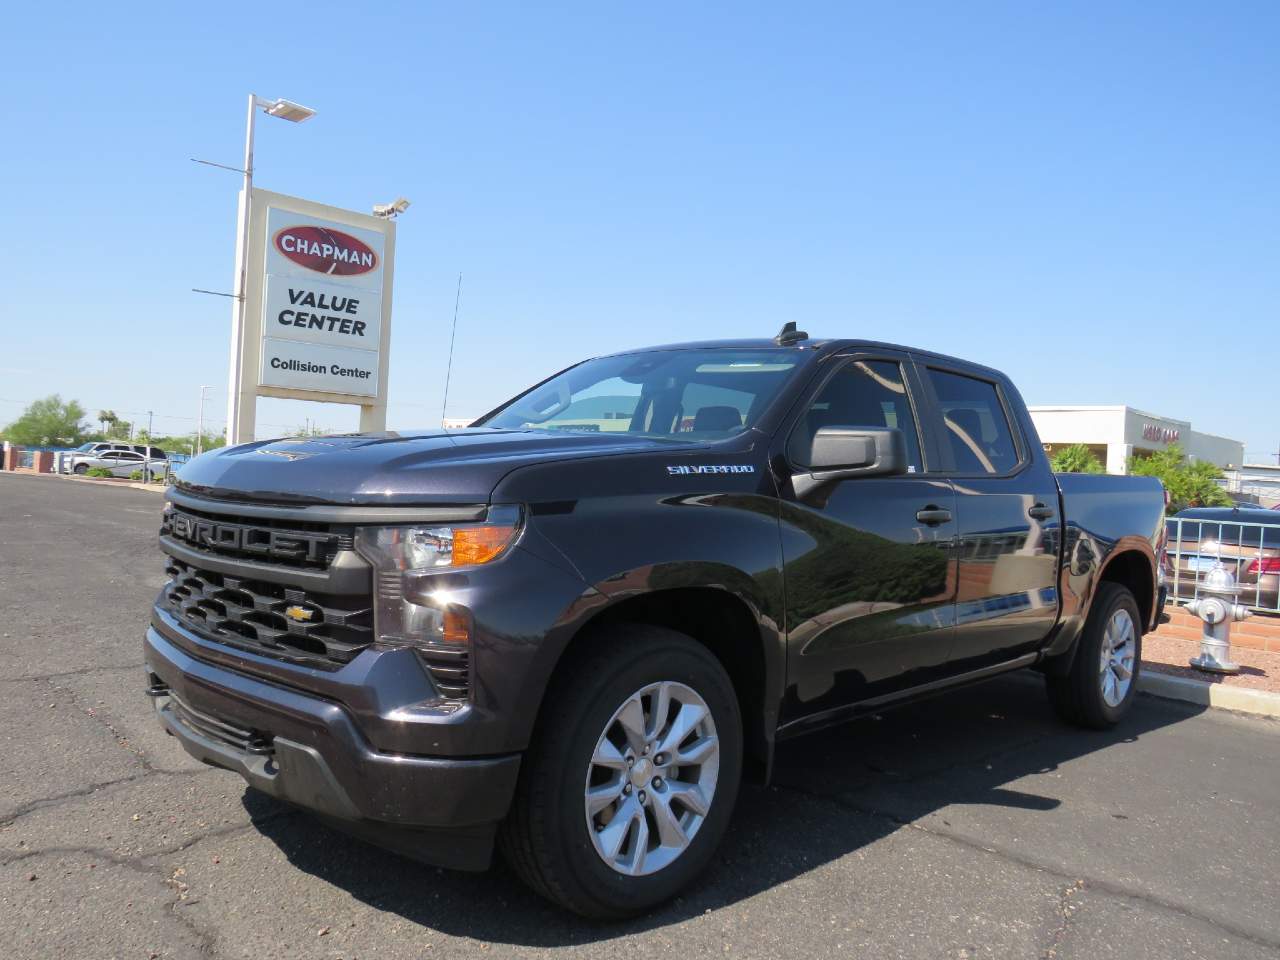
[284,605,315,623]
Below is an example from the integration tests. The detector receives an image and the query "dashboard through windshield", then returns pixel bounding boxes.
[476,349,801,441]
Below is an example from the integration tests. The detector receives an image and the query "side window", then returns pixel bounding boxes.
[100,452,120,461]
[792,359,923,472]
[926,368,1020,474]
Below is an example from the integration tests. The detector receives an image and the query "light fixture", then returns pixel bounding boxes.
[372,197,411,219]
[263,99,316,123]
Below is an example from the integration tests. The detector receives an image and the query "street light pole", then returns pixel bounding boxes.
[222,95,315,448]
[196,385,211,456]
[224,94,258,449]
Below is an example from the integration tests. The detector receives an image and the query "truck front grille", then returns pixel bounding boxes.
[160,557,373,668]
[161,505,347,570]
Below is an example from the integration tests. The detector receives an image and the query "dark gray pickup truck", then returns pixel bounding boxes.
[146,326,1166,917]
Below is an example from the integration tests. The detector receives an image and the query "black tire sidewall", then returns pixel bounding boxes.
[1080,584,1143,724]
[542,634,742,915]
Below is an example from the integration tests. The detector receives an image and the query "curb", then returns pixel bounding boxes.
[1,471,166,493]
[1138,670,1280,720]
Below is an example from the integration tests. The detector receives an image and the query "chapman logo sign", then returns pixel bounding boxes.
[1142,423,1180,444]
[273,225,379,276]
[227,188,396,436]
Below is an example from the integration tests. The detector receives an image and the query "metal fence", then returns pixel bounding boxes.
[1165,516,1280,614]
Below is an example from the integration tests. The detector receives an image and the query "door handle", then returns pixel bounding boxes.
[915,506,952,526]
[1028,503,1055,520]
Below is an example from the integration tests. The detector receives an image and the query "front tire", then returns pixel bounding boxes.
[500,624,742,918]
[73,463,89,475]
[1047,582,1142,729]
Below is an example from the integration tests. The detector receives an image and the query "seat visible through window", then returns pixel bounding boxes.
[692,406,743,432]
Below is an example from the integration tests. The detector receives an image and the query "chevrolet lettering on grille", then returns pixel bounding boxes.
[167,510,335,564]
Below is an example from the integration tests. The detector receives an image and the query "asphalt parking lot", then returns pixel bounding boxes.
[2,471,1279,960]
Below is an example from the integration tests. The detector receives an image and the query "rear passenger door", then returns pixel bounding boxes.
[916,363,1060,669]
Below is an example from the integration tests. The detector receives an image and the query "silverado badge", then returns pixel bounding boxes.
[284,605,315,623]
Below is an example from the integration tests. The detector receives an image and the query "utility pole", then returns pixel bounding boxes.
[144,410,154,483]
[196,385,211,456]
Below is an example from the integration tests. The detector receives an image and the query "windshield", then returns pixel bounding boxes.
[477,349,801,441]
[74,443,96,452]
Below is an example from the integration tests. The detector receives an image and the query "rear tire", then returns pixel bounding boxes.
[1047,582,1142,729]
[500,624,742,918]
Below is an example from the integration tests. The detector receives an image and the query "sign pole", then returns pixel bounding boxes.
[225,94,258,446]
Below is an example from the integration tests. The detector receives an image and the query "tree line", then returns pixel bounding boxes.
[0,395,226,454]
[1049,442,1232,512]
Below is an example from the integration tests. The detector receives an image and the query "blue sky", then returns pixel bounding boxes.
[0,2,1276,458]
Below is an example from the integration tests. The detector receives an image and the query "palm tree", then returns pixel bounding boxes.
[99,410,118,437]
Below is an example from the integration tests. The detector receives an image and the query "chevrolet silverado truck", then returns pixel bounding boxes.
[146,326,1166,917]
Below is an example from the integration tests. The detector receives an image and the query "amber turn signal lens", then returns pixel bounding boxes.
[442,607,471,645]
[452,524,517,566]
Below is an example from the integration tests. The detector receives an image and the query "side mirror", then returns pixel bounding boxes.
[792,426,908,497]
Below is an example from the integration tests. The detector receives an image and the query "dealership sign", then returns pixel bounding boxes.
[1142,423,1180,444]
[257,205,388,399]
[227,189,396,436]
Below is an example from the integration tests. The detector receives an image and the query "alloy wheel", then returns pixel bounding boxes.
[1099,607,1136,708]
[584,680,720,876]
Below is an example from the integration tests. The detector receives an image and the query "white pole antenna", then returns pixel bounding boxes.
[441,273,463,426]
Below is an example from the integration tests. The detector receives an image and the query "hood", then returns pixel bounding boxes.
[173,428,687,506]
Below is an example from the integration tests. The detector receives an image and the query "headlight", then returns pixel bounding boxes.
[354,505,521,650]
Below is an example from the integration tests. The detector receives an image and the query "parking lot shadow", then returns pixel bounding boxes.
[244,673,1205,945]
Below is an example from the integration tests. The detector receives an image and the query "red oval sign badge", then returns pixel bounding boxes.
[273,225,379,276]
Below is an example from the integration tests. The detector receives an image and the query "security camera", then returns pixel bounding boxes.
[372,197,411,219]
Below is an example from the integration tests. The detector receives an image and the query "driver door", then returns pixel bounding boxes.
[776,353,958,724]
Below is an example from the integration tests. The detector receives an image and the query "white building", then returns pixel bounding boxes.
[1028,405,1243,475]
[1229,462,1280,506]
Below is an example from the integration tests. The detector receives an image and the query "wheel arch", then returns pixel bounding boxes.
[543,584,782,782]
[1040,542,1156,678]
[1096,546,1158,633]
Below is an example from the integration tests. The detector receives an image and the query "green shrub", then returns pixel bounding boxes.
[1050,443,1105,474]
[85,467,113,478]
[129,470,143,481]
[1128,444,1231,513]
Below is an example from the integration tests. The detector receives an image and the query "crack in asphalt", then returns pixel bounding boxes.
[1,773,151,829]
[2,809,299,870]
[0,815,292,960]
[769,780,1280,953]
[1040,879,1084,960]
[39,673,160,773]
[2,662,145,684]
[0,767,215,833]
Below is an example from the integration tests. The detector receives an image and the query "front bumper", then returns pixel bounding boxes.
[145,626,521,870]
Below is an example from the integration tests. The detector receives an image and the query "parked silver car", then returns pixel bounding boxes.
[71,449,169,477]
[70,442,167,460]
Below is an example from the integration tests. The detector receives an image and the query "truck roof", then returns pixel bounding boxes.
[599,335,1009,382]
